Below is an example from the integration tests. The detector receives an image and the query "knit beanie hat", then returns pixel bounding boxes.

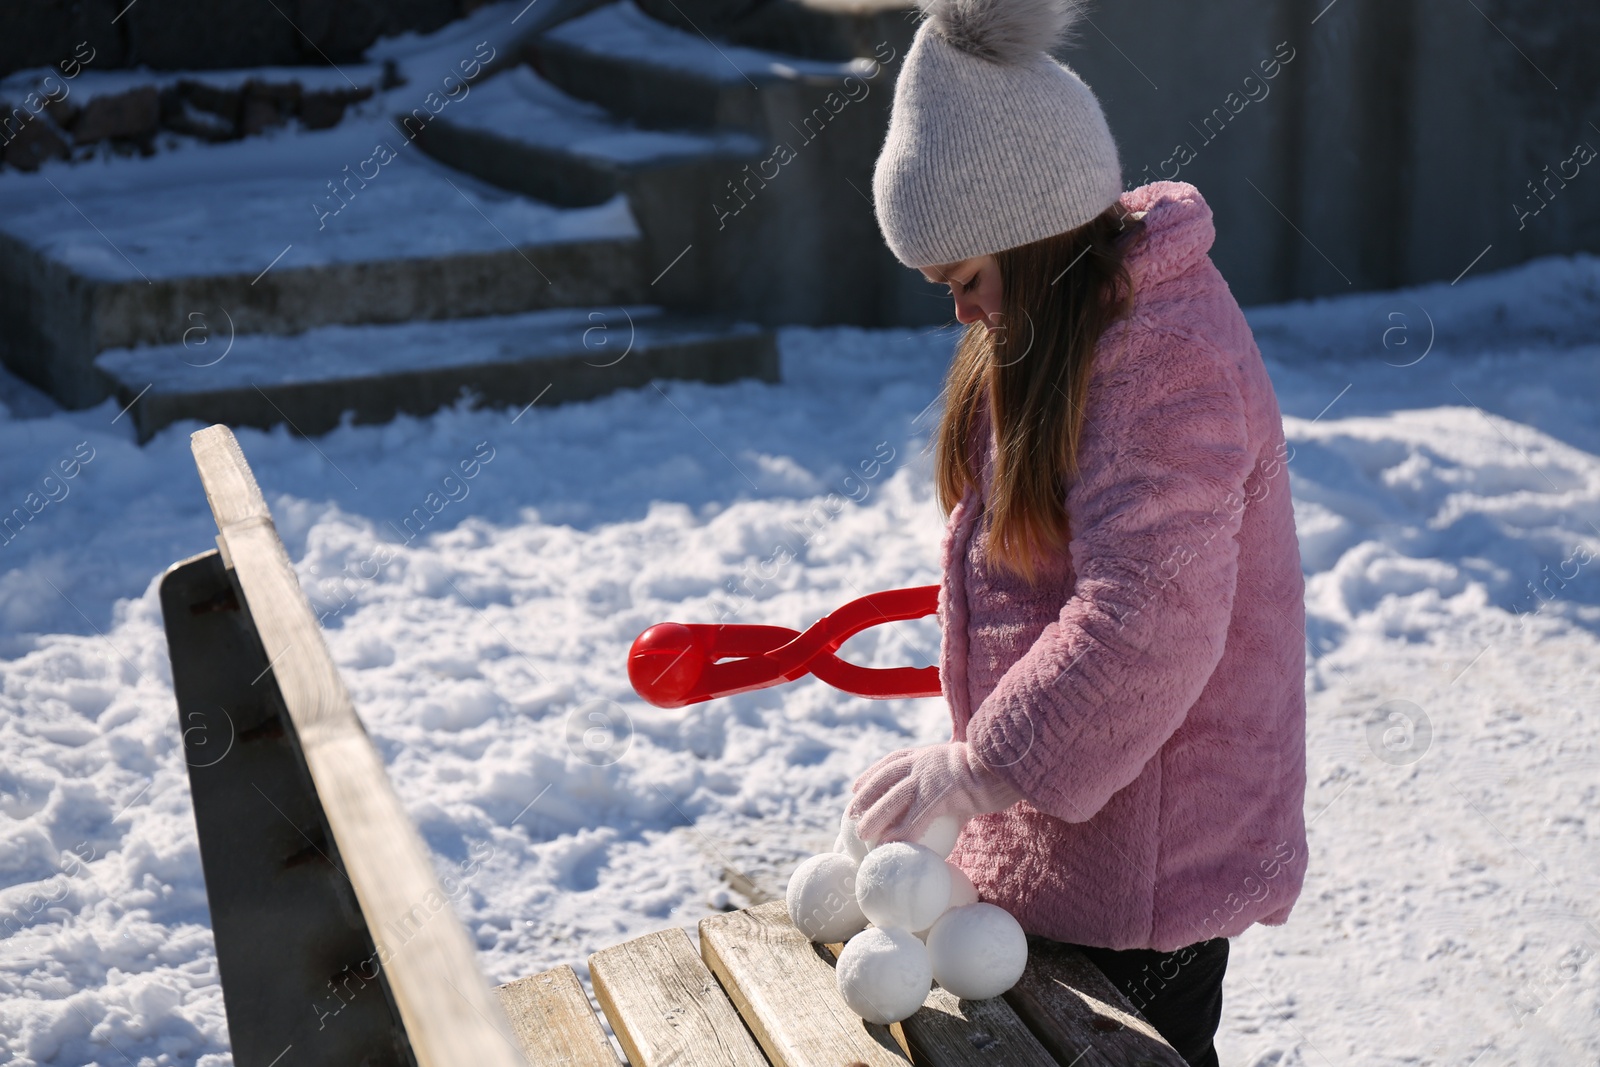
[872,0,1124,269]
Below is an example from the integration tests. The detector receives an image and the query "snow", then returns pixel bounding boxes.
[0,65,387,105]
[925,903,1028,1001]
[855,842,951,933]
[0,112,637,281]
[364,0,574,78]
[944,860,977,909]
[545,0,882,81]
[836,810,871,861]
[835,926,932,1025]
[0,3,642,287]
[93,307,758,392]
[441,65,762,164]
[1,251,1599,1065]
[915,813,960,858]
[784,851,867,943]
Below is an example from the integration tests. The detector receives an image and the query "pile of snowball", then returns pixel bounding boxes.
[784,810,1029,1024]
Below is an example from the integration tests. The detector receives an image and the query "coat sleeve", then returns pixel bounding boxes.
[965,322,1256,823]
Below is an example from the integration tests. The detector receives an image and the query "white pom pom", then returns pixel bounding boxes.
[946,862,979,908]
[787,853,870,943]
[916,815,964,859]
[837,811,871,862]
[926,903,1028,999]
[918,0,1082,65]
[836,926,933,1023]
[856,843,952,932]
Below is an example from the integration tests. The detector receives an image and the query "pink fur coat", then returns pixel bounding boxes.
[945,181,1309,952]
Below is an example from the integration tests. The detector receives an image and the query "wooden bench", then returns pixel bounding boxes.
[159,424,1185,1067]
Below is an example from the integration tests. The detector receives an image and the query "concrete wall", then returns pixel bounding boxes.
[618,0,1600,316]
[1055,0,1600,305]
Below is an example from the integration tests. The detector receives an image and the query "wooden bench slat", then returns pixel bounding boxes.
[1003,938,1186,1066]
[497,965,621,1067]
[190,425,527,1067]
[814,933,1060,1067]
[700,903,908,1067]
[706,901,1056,1067]
[908,985,1061,1067]
[590,927,769,1067]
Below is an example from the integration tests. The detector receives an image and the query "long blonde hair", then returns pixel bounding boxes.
[934,205,1143,583]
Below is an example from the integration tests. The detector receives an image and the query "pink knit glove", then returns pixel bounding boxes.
[847,741,1024,845]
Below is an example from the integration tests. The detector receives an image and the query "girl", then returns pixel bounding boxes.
[846,1,1309,1064]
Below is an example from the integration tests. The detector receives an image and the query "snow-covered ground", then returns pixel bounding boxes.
[2,252,1599,1066]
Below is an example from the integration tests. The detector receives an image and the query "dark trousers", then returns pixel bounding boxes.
[1071,936,1229,1067]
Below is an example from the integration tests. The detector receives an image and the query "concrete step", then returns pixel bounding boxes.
[411,64,764,305]
[94,305,780,441]
[528,0,881,133]
[413,65,763,209]
[0,116,647,409]
[0,64,389,172]
[518,0,929,329]
[634,0,920,62]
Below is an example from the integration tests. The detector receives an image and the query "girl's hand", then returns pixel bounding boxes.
[847,741,1024,846]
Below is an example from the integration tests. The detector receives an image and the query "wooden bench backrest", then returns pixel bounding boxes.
[186,424,527,1067]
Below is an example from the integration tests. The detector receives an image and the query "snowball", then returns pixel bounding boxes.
[856,842,951,932]
[916,815,964,858]
[786,853,869,943]
[926,903,1028,999]
[912,864,976,935]
[835,926,932,1023]
[837,810,871,862]
[946,862,979,908]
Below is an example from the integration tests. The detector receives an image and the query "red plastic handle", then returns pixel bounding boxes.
[628,585,943,708]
